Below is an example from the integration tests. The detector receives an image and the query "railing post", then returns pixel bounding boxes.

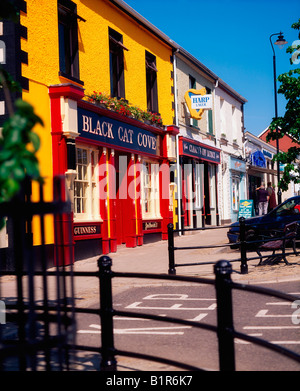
[98,255,117,371]
[214,260,235,371]
[239,217,248,274]
[168,223,176,275]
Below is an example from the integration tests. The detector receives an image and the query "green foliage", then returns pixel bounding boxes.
[0,99,43,205]
[267,19,300,192]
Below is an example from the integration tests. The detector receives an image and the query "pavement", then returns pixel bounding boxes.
[71,225,300,300]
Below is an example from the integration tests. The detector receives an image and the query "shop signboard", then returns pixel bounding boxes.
[77,107,160,156]
[180,138,221,164]
[238,200,255,219]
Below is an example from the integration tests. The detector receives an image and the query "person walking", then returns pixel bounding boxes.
[267,182,277,212]
[256,182,269,216]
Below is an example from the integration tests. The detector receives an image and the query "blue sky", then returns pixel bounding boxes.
[124,0,300,136]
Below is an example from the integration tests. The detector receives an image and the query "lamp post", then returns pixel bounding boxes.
[269,32,287,205]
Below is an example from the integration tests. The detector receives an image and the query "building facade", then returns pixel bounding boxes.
[173,49,222,230]
[214,79,247,224]
[0,0,249,268]
[244,131,283,214]
[0,0,180,266]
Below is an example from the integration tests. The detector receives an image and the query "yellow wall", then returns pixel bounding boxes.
[19,0,175,245]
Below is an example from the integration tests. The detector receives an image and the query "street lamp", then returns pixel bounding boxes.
[270,32,287,205]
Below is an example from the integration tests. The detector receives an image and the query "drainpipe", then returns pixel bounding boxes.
[214,79,222,223]
[173,49,182,235]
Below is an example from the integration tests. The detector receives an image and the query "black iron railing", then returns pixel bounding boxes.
[0,177,75,370]
[68,256,300,371]
[168,218,300,275]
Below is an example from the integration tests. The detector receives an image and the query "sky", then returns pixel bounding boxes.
[124,0,300,136]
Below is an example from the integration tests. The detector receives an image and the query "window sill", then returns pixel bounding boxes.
[59,71,84,86]
[142,215,162,221]
[74,217,103,223]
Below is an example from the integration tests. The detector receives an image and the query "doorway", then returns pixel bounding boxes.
[115,152,131,245]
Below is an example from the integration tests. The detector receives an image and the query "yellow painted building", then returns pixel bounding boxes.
[1,0,179,265]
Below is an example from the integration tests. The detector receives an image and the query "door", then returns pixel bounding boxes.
[204,162,211,225]
[115,152,130,245]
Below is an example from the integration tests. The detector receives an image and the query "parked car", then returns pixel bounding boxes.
[227,196,300,247]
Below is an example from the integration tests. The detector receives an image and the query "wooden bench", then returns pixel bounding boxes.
[256,221,299,266]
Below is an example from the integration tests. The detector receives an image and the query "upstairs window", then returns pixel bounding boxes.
[109,28,127,99]
[58,0,80,81]
[146,51,158,113]
[189,75,197,127]
[206,87,214,134]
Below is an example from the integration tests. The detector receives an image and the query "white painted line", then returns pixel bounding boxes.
[266,302,295,306]
[244,326,300,330]
[78,325,191,336]
[256,309,294,318]
[143,294,215,301]
[271,341,300,345]
[114,326,191,335]
[114,317,149,321]
[188,313,208,322]
[126,302,217,311]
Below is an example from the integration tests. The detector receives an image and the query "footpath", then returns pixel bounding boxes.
[72,226,300,301]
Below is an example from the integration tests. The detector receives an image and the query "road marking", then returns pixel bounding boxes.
[114,326,191,335]
[271,341,300,345]
[188,313,208,321]
[126,302,216,311]
[244,326,300,330]
[114,317,149,321]
[256,309,294,318]
[266,302,296,306]
[143,294,215,301]
[77,324,191,335]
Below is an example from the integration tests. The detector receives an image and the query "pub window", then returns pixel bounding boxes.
[232,176,240,211]
[109,28,127,99]
[74,146,100,221]
[194,162,203,209]
[206,87,214,134]
[209,164,216,208]
[146,51,159,113]
[58,0,80,81]
[189,75,197,127]
[142,161,160,218]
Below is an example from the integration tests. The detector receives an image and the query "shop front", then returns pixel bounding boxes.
[49,84,178,262]
[178,137,221,228]
[229,156,246,222]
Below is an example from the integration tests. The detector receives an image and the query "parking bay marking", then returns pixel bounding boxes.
[78,324,191,335]
[143,294,215,301]
[256,309,295,318]
[125,302,216,311]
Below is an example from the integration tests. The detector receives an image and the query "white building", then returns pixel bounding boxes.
[214,79,247,223]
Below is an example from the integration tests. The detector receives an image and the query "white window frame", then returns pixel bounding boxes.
[74,145,100,221]
[194,162,203,209]
[232,175,240,212]
[209,164,216,209]
[141,160,161,219]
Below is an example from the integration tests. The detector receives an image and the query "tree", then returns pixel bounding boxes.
[0,0,43,229]
[267,19,300,192]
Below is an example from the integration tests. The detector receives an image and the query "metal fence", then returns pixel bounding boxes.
[0,177,75,370]
[69,256,300,371]
[168,219,300,275]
